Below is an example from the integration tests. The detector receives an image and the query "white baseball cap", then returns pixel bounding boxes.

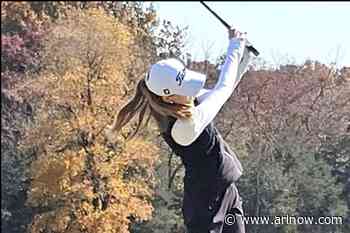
[145,58,206,96]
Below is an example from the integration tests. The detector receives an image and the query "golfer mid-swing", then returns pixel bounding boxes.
[106,28,253,233]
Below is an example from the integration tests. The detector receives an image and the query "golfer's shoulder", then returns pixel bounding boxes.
[170,107,207,146]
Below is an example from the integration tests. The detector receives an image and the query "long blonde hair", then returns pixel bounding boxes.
[107,79,193,140]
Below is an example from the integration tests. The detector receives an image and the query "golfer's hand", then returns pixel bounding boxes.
[228,27,246,40]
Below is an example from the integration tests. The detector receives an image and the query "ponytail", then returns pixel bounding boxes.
[106,78,193,141]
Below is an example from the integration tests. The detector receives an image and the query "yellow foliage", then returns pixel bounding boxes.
[16,7,160,233]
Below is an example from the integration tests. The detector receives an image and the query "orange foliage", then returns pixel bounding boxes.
[16,7,159,233]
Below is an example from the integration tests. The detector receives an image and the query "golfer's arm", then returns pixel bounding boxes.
[196,47,253,104]
[214,38,246,92]
[171,38,246,146]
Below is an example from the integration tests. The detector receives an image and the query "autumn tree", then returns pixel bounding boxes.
[1,2,47,232]
[15,7,159,233]
[1,2,192,232]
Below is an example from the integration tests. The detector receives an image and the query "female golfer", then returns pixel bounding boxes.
[106,28,253,233]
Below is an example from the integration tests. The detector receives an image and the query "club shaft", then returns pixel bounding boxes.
[201,1,231,29]
[200,1,260,56]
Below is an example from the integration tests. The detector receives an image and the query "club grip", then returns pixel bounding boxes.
[246,44,260,56]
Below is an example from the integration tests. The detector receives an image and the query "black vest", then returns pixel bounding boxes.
[160,100,243,195]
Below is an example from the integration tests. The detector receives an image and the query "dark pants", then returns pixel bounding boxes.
[183,182,245,233]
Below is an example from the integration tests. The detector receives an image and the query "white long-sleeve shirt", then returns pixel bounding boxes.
[171,38,253,146]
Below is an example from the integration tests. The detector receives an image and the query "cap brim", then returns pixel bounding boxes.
[175,69,206,97]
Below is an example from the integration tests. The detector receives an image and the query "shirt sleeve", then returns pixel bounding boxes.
[171,38,252,146]
[195,88,212,103]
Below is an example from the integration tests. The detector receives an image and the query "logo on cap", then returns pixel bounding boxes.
[175,68,185,86]
[163,88,170,95]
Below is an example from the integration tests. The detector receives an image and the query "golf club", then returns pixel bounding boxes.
[200,1,260,56]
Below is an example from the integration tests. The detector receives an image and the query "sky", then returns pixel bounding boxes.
[149,1,350,68]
